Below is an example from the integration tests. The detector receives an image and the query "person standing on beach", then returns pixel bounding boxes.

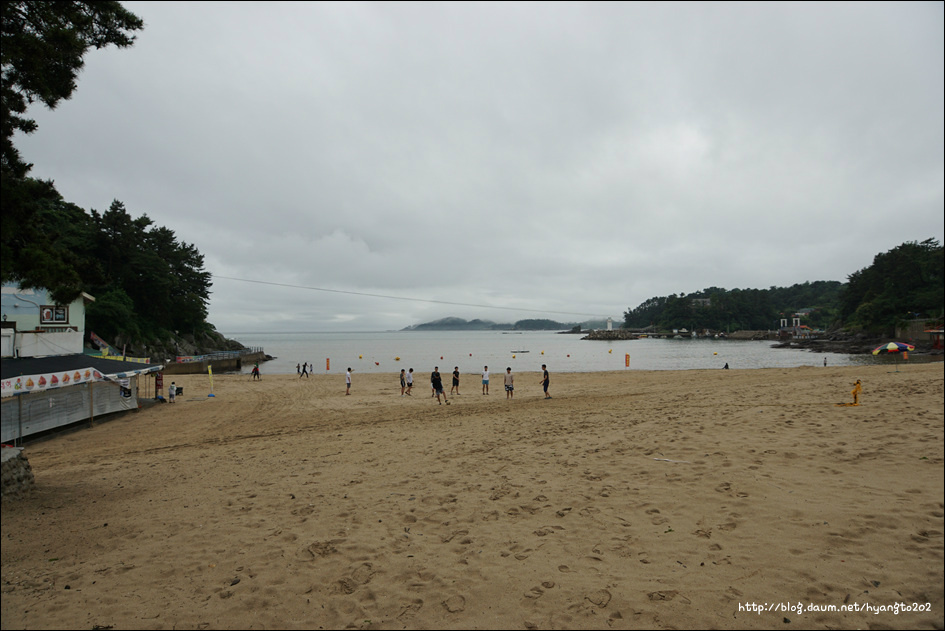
[300,362,309,378]
[539,364,551,399]
[346,368,352,395]
[851,379,862,405]
[252,363,260,380]
[482,366,490,395]
[504,367,514,399]
[400,369,407,397]
[297,363,301,374]
[431,367,448,404]
[451,367,461,395]
[406,368,414,395]
[168,381,177,403]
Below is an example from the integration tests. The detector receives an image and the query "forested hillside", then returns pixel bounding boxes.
[839,239,943,332]
[623,281,844,332]
[623,240,943,334]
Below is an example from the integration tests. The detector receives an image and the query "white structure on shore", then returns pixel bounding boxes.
[1,284,95,358]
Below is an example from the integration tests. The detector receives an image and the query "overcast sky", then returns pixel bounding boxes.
[16,1,944,332]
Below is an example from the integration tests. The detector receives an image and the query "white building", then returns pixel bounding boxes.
[1,284,95,358]
[1,284,163,444]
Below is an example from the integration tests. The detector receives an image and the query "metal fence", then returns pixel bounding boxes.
[175,347,264,363]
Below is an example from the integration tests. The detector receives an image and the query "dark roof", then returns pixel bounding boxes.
[1,354,164,380]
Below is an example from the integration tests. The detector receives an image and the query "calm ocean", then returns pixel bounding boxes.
[223,330,878,376]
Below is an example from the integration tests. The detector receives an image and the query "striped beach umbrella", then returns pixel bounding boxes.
[872,341,915,371]
[871,341,915,355]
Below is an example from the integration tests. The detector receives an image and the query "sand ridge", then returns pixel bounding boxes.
[1,363,943,629]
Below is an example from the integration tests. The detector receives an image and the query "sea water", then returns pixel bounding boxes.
[224,330,878,375]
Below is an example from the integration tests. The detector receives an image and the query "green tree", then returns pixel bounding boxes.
[85,287,139,340]
[840,239,943,331]
[0,177,94,303]
[624,282,845,332]
[1,1,143,298]
[86,200,212,339]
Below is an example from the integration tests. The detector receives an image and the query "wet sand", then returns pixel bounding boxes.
[2,362,943,629]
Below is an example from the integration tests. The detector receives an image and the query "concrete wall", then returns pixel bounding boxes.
[14,329,84,357]
[896,319,938,345]
[162,351,267,375]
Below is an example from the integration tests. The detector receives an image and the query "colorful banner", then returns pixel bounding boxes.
[1,367,104,398]
[90,331,121,355]
[1,365,163,398]
[95,352,152,364]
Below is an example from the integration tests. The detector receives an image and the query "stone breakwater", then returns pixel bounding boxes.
[581,330,640,340]
[1,446,34,499]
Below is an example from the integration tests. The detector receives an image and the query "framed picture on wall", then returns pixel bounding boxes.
[40,306,69,324]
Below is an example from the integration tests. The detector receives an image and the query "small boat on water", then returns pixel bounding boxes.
[512,350,530,353]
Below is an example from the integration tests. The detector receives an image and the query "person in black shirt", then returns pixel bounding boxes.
[431,367,448,405]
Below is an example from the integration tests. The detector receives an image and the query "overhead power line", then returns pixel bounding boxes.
[212,275,607,319]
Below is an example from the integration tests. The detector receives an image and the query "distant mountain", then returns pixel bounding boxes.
[402,317,507,331]
[402,317,612,331]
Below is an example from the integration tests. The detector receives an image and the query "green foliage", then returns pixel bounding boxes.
[2,0,144,306]
[624,282,844,331]
[5,192,214,343]
[623,240,943,333]
[0,177,91,303]
[0,3,216,347]
[85,287,139,340]
[1,1,143,177]
[513,319,568,330]
[84,200,212,338]
[839,239,943,332]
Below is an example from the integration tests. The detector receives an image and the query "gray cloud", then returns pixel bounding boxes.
[17,1,944,331]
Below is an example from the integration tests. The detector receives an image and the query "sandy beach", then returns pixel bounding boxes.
[2,362,943,630]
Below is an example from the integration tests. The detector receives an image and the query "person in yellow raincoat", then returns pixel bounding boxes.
[850,379,862,405]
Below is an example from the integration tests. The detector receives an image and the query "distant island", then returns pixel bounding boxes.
[402,317,611,332]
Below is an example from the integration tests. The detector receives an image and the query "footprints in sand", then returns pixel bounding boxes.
[297,539,342,560]
[714,481,749,498]
[333,563,375,595]
[585,588,612,606]
[442,594,466,613]
[524,581,556,599]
